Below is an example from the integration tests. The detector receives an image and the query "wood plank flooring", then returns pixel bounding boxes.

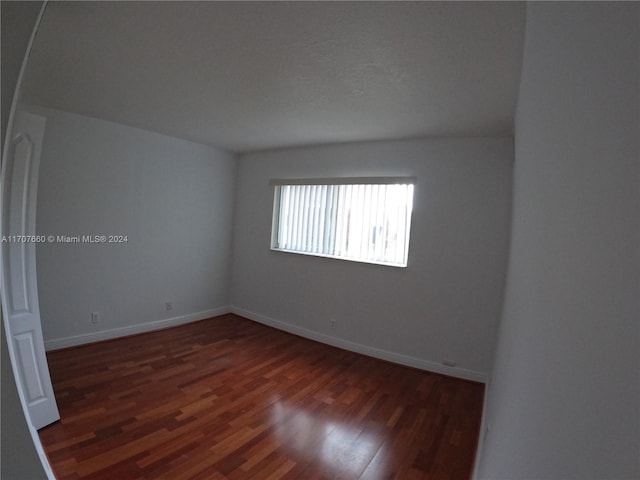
[39,314,484,480]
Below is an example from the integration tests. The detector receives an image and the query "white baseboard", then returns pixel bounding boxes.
[45,305,488,383]
[44,306,231,351]
[230,306,487,383]
[472,383,491,480]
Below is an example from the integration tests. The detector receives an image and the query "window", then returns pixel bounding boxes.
[270,177,415,267]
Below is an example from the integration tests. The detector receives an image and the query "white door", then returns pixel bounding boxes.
[2,111,60,429]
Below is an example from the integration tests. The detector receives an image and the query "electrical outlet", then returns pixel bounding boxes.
[165,301,172,312]
[330,319,337,329]
[91,312,99,324]
[484,423,491,440]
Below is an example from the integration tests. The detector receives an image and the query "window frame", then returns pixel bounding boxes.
[269,177,416,268]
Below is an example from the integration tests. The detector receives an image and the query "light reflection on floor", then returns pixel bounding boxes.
[270,399,382,477]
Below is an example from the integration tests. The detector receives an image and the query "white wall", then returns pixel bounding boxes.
[231,137,512,380]
[30,107,236,348]
[477,3,639,479]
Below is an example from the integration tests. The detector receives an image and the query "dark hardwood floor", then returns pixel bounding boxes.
[39,314,484,480]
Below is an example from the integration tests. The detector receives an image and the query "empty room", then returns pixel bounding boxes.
[1,2,638,480]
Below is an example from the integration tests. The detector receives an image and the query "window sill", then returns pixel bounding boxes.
[270,247,408,268]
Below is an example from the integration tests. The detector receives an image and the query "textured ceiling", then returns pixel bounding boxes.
[22,1,526,153]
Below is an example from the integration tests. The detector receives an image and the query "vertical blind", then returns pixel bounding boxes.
[272,180,414,267]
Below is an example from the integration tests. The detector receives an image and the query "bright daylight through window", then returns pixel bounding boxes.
[271,178,415,267]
